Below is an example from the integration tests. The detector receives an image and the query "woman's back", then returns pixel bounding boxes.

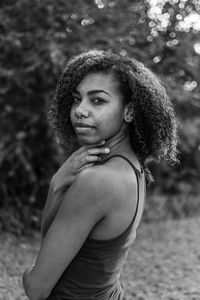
[47,153,146,300]
[88,152,144,241]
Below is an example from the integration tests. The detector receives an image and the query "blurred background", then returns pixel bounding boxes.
[0,0,200,235]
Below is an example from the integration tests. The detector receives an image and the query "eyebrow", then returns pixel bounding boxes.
[73,89,111,96]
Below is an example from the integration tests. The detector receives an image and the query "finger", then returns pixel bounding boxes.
[86,163,95,168]
[78,163,95,172]
[78,155,102,168]
[77,145,109,168]
[74,155,100,172]
[86,147,110,156]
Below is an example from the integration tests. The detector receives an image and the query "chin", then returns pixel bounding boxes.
[78,136,101,146]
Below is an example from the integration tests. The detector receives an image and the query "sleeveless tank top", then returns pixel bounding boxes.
[46,154,146,300]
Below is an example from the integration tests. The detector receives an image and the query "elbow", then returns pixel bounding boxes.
[24,281,51,300]
[23,269,51,300]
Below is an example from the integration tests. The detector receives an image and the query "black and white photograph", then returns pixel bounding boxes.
[1,0,200,299]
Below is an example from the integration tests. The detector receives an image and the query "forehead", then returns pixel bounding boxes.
[76,72,119,94]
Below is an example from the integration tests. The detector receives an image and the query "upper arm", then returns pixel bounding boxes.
[40,183,66,241]
[26,168,112,299]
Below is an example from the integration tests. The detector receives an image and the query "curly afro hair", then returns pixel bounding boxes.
[48,49,179,185]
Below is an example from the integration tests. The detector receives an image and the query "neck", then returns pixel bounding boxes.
[100,130,131,161]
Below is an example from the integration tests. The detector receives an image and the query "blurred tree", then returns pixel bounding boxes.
[0,0,200,233]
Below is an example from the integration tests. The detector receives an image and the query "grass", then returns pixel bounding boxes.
[1,216,200,300]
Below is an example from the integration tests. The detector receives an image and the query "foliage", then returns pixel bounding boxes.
[0,0,200,233]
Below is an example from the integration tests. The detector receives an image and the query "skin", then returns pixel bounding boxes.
[70,72,129,146]
[40,140,108,241]
[23,72,140,300]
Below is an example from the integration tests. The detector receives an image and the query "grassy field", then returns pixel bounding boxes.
[1,216,200,300]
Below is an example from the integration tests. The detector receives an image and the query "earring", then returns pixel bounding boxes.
[125,115,133,123]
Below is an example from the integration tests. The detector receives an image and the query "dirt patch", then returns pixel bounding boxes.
[1,217,200,300]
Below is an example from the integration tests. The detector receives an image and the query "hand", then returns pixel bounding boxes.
[51,140,110,194]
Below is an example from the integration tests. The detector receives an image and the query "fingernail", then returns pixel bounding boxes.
[105,148,110,153]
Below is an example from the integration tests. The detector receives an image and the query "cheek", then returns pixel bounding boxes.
[97,107,124,131]
[70,108,74,123]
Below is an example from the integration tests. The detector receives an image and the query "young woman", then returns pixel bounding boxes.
[23,50,179,300]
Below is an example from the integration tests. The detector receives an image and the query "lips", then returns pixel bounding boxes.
[74,122,94,128]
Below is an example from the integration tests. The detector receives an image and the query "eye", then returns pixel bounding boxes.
[91,97,105,104]
[72,96,80,103]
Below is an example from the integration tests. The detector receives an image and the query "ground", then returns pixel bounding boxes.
[1,216,200,300]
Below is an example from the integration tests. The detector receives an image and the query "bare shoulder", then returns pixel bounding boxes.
[54,165,117,228]
[79,156,139,240]
[74,156,138,209]
[74,163,123,201]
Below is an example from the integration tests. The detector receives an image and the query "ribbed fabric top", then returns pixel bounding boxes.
[47,154,146,300]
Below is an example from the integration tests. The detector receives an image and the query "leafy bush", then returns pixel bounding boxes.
[0,0,200,233]
[0,104,60,234]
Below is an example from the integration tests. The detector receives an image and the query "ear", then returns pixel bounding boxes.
[124,102,134,123]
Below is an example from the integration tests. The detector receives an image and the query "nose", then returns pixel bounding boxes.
[74,102,89,118]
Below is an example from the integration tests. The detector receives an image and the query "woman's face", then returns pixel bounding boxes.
[70,72,129,145]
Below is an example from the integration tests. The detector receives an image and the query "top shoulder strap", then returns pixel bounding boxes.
[102,154,143,178]
[101,153,145,232]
